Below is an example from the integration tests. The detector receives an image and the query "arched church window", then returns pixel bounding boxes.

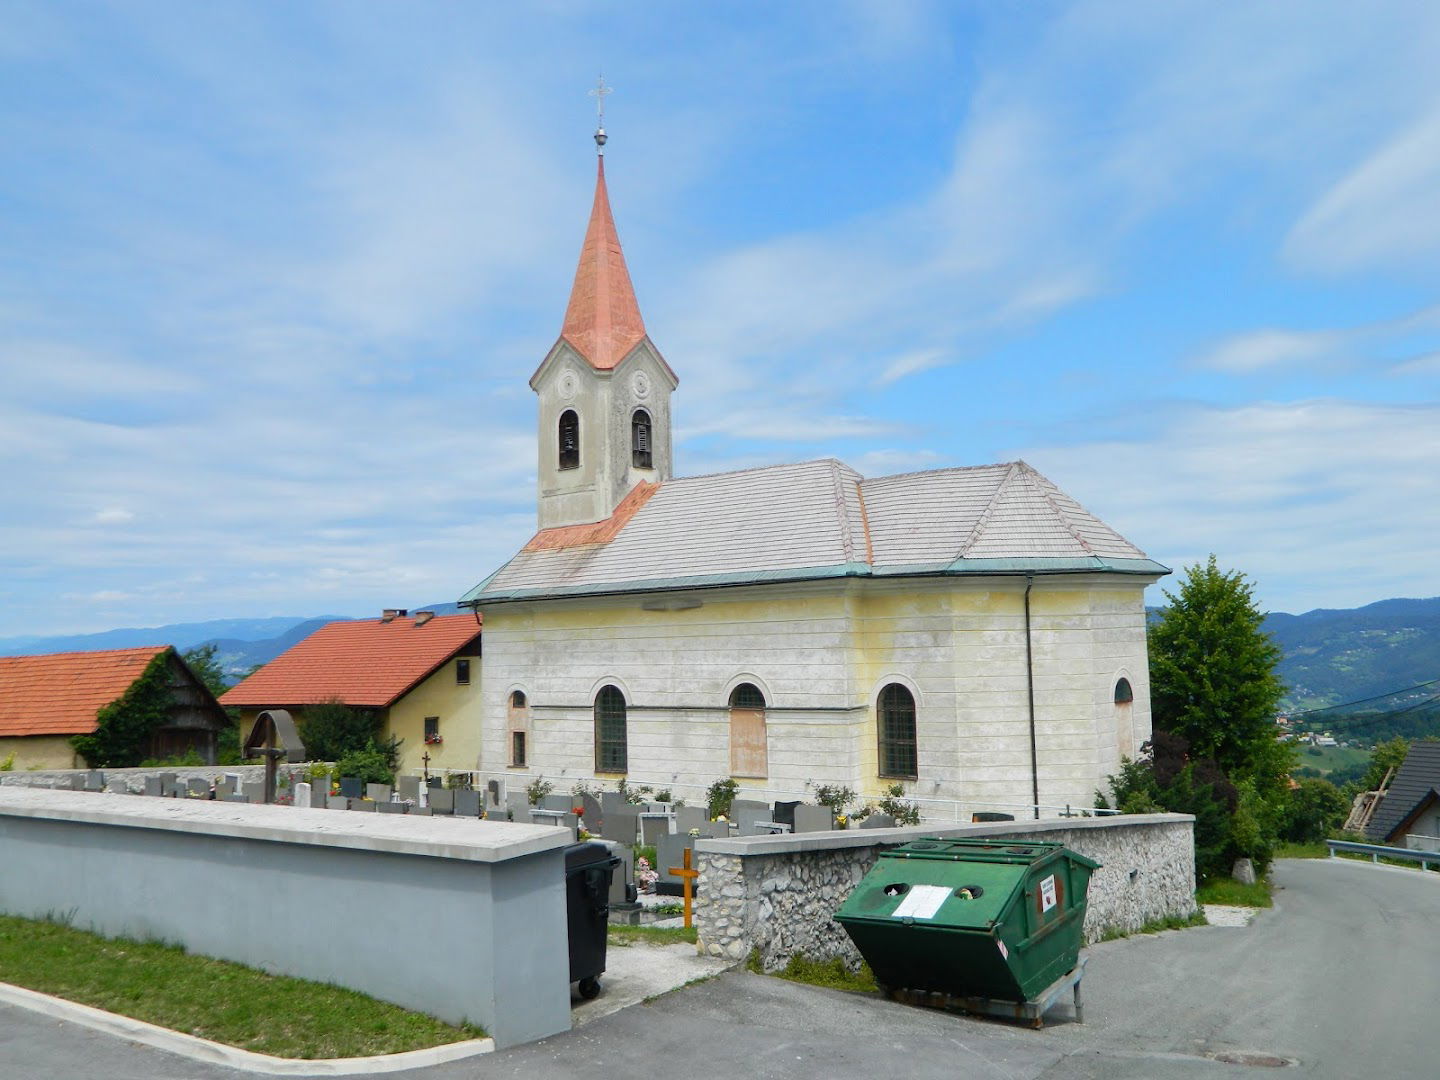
[594,685,627,773]
[631,409,653,469]
[878,684,918,779]
[1114,678,1134,704]
[1113,677,1135,760]
[558,410,580,470]
[508,691,529,767]
[728,682,767,778]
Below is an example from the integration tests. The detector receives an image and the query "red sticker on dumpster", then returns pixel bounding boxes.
[998,939,1009,959]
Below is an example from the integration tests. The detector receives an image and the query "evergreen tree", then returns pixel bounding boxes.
[1149,555,1290,789]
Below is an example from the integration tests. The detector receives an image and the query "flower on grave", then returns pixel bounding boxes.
[572,806,584,817]
[635,856,659,893]
[716,814,728,823]
[688,827,701,837]
[836,814,849,829]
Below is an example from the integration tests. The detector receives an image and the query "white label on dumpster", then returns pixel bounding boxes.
[891,884,951,920]
[1040,874,1057,913]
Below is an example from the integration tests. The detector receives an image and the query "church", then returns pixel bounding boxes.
[458,129,1168,819]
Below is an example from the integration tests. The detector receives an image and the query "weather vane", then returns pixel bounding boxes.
[589,73,612,152]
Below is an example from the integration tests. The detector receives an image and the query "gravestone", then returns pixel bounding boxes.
[144,777,164,797]
[543,794,574,812]
[338,777,363,799]
[676,806,707,833]
[427,776,442,788]
[559,811,580,841]
[605,842,636,909]
[506,792,531,820]
[84,770,105,792]
[378,801,408,814]
[242,781,265,804]
[655,833,697,895]
[158,773,177,796]
[731,798,767,815]
[293,782,311,808]
[602,807,639,845]
[397,776,420,801]
[327,795,350,811]
[348,799,377,812]
[732,806,769,835]
[214,777,234,799]
[600,791,623,816]
[793,805,834,833]
[485,779,503,811]
[106,777,129,795]
[859,812,897,829]
[187,778,210,798]
[309,783,330,808]
[410,806,432,816]
[641,815,669,846]
[223,793,250,803]
[429,789,455,815]
[701,821,729,839]
[366,783,392,803]
[772,801,802,827]
[454,789,481,818]
[581,794,603,830]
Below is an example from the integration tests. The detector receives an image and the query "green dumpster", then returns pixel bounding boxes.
[835,837,1098,1004]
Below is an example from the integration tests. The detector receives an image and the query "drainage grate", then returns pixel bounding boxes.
[1207,1051,1295,1068]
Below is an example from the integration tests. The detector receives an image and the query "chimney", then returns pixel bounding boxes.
[381,609,407,623]
[414,610,435,627]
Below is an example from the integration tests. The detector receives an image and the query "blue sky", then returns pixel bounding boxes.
[3,0,1439,638]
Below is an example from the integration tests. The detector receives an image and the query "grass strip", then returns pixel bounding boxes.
[1274,842,1330,859]
[748,952,879,994]
[0,914,483,1059]
[607,924,698,946]
[1196,876,1273,907]
[1099,910,1208,941]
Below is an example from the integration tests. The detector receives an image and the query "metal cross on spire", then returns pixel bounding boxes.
[589,73,612,152]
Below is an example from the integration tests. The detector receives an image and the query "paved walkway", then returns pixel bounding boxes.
[5,858,1439,1078]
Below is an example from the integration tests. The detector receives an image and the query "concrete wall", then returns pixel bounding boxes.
[475,573,1152,816]
[0,762,290,792]
[693,814,1196,971]
[0,787,571,1048]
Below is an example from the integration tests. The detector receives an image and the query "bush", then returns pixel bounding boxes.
[706,777,740,819]
[334,743,395,787]
[70,651,175,768]
[1282,777,1350,844]
[526,775,554,806]
[876,784,922,825]
[298,700,385,764]
[812,784,856,815]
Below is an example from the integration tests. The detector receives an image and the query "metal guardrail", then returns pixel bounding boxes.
[1327,839,1440,871]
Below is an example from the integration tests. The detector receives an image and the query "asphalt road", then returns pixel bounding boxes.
[3,857,1437,1079]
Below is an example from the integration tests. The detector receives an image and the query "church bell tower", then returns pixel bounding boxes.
[529,92,678,530]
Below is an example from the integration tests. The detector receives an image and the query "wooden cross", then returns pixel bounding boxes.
[421,750,431,782]
[667,846,699,928]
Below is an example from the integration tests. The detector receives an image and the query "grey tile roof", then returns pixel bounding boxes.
[1366,739,1440,844]
[462,459,1167,605]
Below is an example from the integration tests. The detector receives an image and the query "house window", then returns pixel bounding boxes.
[424,716,442,745]
[631,409,653,469]
[729,682,767,778]
[456,658,471,685]
[594,685,627,773]
[511,730,527,767]
[1114,678,1134,704]
[508,690,529,767]
[878,684,918,779]
[558,410,580,470]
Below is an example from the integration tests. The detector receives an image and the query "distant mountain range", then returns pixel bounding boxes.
[4,597,1435,707]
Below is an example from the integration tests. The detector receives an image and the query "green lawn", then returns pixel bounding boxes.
[0,915,484,1059]
[1293,744,1369,777]
[1195,876,1273,907]
[608,924,697,946]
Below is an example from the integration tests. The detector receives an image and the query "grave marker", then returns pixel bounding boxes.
[454,789,482,818]
[366,783,392,803]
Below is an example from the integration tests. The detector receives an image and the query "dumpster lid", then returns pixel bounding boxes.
[882,837,1099,871]
[565,840,620,872]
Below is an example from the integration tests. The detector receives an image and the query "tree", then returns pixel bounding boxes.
[1149,555,1289,788]
[299,699,385,763]
[1360,736,1411,791]
[181,643,230,697]
[1282,778,1350,844]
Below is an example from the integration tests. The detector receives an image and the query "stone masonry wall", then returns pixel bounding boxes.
[0,764,301,793]
[695,814,1195,972]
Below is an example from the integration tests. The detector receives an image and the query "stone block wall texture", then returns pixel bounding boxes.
[695,814,1195,972]
[0,763,307,792]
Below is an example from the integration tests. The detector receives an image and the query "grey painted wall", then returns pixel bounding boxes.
[0,789,571,1048]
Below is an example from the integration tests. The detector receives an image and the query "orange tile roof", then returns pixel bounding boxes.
[523,481,658,551]
[0,645,171,737]
[560,157,648,371]
[220,614,481,709]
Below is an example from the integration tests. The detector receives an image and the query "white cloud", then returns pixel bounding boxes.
[91,509,135,526]
[1016,399,1440,613]
[1195,328,1350,374]
[1287,109,1440,272]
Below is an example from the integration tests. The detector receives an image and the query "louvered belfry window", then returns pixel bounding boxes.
[558,410,580,470]
[631,409,652,468]
[594,685,628,773]
[1114,678,1134,704]
[878,684,918,779]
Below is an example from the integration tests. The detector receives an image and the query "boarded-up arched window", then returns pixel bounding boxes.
[728,682,767,778]
[594,685,627,773]
[558,410,580,470]
[878,684,918,779]
[631,409,653,469]
[1114,678,1133,704]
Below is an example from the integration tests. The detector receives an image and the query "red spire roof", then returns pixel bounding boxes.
[559,157,648,371]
